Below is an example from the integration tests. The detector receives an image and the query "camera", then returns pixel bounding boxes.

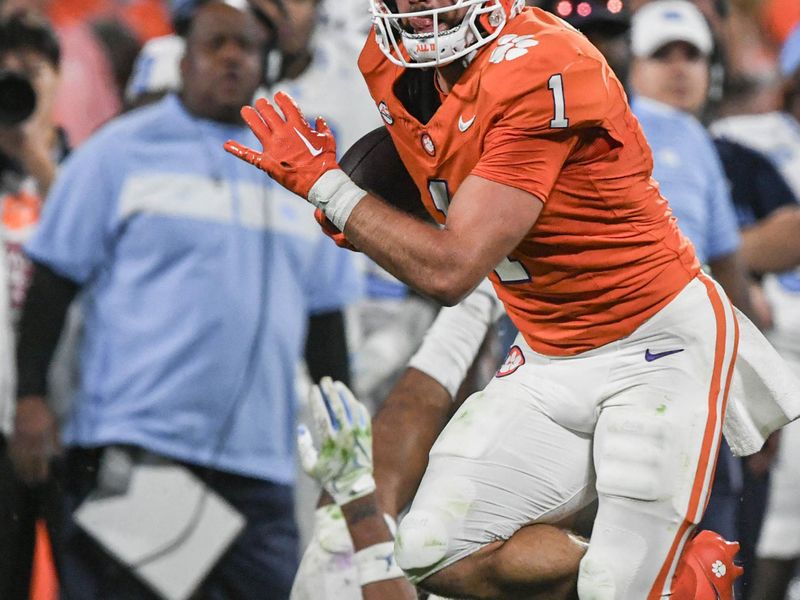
[0,69,37,126]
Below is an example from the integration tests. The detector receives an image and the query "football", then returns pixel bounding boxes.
[340,126,432,222]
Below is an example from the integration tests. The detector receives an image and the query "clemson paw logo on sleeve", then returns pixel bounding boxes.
[489,34,539,64]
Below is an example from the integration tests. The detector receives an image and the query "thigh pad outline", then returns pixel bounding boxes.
[594,409,674,503]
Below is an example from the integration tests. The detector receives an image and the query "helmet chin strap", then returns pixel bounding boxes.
[401,8,478,66]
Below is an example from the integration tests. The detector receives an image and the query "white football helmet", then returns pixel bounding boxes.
[369,0,525,68]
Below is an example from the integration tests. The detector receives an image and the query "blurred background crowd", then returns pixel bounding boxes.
[0,0,799,599]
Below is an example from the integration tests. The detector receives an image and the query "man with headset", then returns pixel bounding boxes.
[9,1,360,598]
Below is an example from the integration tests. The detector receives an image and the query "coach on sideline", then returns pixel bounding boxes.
[8,1,360,598]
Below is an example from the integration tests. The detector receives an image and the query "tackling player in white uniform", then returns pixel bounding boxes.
[292,280,503,600]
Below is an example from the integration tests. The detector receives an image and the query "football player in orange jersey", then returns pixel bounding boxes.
[224,1,764,598]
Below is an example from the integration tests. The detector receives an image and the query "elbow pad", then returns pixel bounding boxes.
[407,279,505,397]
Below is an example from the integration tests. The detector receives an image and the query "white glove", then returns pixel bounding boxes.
[297,377,376,506]
[290,504,362,600]
[290,505,401,600]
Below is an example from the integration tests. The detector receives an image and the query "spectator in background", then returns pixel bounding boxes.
[0,10,63,199]
[713,25,800,203]
[628,1,755,321]
[126,0,440,449]
[713,25,800,600]
[632,5,800,597]
[123,0,230,109]
[0,12,67,599]
[128,0,381,165]
[628,1,752,587]
[9,1,360,598]
[1,0,141,146]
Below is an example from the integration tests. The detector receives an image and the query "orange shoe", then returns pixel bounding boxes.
[671,530,744,600]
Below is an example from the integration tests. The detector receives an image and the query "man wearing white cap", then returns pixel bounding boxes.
[630,0,715,114]
[714,24,800,600]
[628,6,761,590]
[627,1,754,326]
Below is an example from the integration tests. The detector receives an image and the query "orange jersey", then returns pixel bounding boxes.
[358,7,700,355]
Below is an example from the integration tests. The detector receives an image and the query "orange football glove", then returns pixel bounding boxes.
[224,92,340,200]
[314,207,358,251]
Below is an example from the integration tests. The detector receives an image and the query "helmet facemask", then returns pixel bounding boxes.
[370,0,524,69]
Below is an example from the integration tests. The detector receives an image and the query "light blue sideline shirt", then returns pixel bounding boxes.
[26,94,363,483]
[632,96,740,264]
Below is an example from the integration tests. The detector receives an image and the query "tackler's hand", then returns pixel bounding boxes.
[297,377,375,506]
[225,92,339,200]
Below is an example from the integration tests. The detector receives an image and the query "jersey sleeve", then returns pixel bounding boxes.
[472,52,613,202]
[471,130,577,202]
[25,132,122,283]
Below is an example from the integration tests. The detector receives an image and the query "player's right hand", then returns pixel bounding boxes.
[224,92,340,201]
[9,395,59,485]
[314,208,357,251]
[297,377,375,506]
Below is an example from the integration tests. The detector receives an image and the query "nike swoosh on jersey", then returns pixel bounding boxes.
[644,348,685,362]
[294,127,323,157]
[458,115,476,132]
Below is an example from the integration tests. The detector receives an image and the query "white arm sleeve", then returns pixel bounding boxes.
[407,279,506,397]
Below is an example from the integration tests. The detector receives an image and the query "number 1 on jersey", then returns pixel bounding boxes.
[427,180,531,285]
[548,74,569,128]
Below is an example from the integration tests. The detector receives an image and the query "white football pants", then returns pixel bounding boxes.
[395,275,739,600]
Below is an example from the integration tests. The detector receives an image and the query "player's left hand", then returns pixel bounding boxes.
[224,92,340,200]
[297,377,376,506]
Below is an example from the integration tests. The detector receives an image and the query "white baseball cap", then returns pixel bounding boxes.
[631,0,714,58]
[125,34,185,104]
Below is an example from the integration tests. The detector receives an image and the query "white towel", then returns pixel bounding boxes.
[724,307,800,456]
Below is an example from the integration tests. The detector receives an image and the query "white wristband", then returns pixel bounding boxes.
[331,471,376,507]
[308,169,367,231]
[355,541,404,586]
[408,279,505,397]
